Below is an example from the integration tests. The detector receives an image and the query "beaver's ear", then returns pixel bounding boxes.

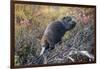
[62,17,66,20]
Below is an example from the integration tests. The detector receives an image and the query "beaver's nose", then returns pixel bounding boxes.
[72,21,76,27]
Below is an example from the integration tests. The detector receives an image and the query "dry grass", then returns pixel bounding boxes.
[14,4,95,66]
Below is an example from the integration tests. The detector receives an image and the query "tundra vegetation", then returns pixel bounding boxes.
[14,4,95,66]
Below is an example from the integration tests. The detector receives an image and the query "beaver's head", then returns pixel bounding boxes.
[62,16,76,31]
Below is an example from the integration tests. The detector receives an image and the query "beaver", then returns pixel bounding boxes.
[40,16,76,56]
